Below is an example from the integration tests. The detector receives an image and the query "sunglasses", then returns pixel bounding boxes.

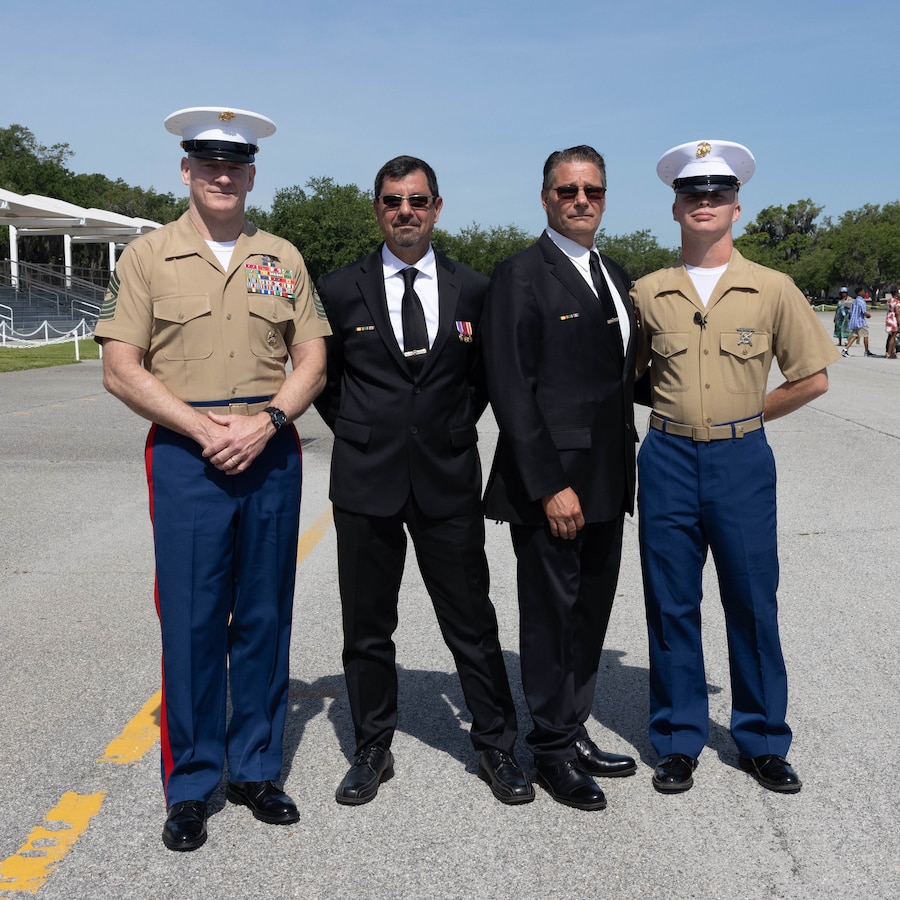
[551,185,607,202]
[378,194,435,210]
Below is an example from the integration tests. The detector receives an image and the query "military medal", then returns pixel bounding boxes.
[456,321,473,343]
[245,261,296,300]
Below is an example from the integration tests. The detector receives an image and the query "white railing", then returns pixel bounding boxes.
[0,318,94,360]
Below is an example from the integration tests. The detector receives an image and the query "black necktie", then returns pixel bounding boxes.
[589,253,623,351]
[401,267,428,373]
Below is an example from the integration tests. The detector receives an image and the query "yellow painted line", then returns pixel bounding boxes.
[98,690,161,765]
[0,791,105,894]
[96,503,334,767]
[297,503,333,561]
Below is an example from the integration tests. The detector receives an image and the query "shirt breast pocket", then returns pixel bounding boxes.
[720,332,770,393]
[650,331,691,393]
[152,295,212,361]
[248,295,294,357]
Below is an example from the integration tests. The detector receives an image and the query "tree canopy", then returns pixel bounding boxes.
[4,122,900,294]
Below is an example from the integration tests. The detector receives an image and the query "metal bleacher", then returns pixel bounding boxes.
[0,260,103,341]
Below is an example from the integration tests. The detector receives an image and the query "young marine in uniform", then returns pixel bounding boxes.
[632,140,840,795]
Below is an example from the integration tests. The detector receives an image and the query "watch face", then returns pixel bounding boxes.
[266,407,287,429]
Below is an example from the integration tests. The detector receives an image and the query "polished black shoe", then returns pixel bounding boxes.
[226,780,299,824]
[162,800,208,851]
[335,745,394,806]
[477,749,535,805]
[739,755,802,793]
[652,754,698,793]
[535,760,607,811]
[574,738,637,778]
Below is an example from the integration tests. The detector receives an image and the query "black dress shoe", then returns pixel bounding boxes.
[477,749,535,805]
[574,738,637,778]
[162,800,208,851]
[335,745,394,806]
[535,760,607,811]
[739,755,802,793]
[652,754,698,793]
[226,780,299,824]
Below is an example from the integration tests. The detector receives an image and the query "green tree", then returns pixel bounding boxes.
[435,223,534,276]
[595,228,679,280]
[824,203,900,296]
[736,199,823,272]
[267,177,381,282]
[0,124,73,197]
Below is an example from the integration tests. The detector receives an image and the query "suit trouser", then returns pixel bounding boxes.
[334,499,517,755]
[510,516,624,766]
[146,424,301,806]
[638,427,791,760]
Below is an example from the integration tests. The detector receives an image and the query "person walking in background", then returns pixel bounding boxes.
[884,288,898,358]
[833,288,851,346]
[843,287,875,357]
[95,107,330,850]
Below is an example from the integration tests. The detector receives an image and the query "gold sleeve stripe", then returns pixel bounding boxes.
[98,271,120,321]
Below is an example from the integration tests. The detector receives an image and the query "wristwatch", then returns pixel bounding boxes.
[263,406,287,431]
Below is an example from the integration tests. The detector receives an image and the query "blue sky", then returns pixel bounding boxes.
[3,0,898,250]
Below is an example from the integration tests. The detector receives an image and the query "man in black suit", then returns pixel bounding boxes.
[482,145,638,811]
[315,156,531,807]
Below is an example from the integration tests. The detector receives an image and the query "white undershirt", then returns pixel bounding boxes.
[685,263,728,307]
[381,244,440,349]
[206,239,236,271]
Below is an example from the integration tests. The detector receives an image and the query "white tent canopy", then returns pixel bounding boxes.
[0,188,160,285]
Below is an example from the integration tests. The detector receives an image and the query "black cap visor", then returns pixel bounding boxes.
[181,139,257,163]
[673,174,740,194]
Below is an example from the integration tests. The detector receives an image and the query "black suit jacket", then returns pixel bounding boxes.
[482,232,637,526]
[315,247,489,519]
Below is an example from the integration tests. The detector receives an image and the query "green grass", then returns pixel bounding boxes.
[0,339,100,372]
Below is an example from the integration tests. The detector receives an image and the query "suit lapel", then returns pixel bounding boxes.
[356,250,409,373]
[539,233,605,328]
[425,252,461,376]
[539,233,623,363]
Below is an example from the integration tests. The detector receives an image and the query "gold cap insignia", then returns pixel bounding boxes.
[218,110,236,122]
[696,142,712,158]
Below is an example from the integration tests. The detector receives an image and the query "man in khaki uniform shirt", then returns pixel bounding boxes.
[631,140,840,797]
[95,107,330,851]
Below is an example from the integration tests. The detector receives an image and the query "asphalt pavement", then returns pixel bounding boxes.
[0,310,897,899]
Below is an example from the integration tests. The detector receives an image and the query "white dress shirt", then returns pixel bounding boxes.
[381,244,440,350]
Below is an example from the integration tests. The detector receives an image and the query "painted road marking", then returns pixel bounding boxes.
[98,690,162,765]
[0,504,334,894]
[0,792,105,895]
[297,504,334,561]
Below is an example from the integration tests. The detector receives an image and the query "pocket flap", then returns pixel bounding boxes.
[152,294,211,325]
[650,331,690,359]
[551,427,592,450]
[449,423,478,449]
[334,417,371,446]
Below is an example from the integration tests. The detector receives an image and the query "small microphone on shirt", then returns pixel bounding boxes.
[693,311,707,329]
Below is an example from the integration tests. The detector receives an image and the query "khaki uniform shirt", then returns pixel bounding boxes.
[95,212,331,404]
[631,250,840,427]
